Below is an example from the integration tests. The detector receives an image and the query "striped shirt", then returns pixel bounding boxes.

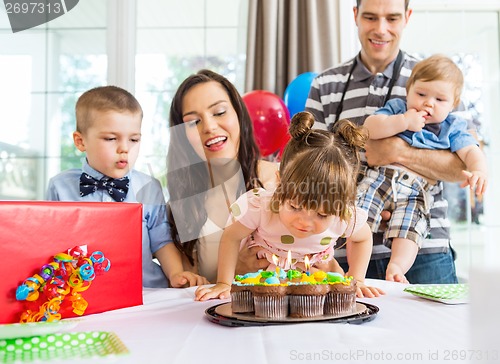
[305,51,452,261]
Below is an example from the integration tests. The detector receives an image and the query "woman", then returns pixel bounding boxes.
[167,70,278,282]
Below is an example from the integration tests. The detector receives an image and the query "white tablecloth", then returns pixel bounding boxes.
[67,279,476,364]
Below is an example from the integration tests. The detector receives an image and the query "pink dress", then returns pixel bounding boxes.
[231,188,368,269]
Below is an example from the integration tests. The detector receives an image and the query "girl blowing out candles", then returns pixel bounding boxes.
[195,112,385,301]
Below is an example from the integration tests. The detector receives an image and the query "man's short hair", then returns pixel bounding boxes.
[356,0,410,11]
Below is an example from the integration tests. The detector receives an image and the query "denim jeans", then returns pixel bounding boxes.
[340,249,458,284]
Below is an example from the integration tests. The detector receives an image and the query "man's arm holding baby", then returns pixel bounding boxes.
[364,109,465,183]
[364,136,466,183]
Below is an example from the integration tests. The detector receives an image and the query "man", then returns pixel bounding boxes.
[306,0,465,284]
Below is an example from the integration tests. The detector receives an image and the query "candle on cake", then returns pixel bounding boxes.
[272,254,280,277]
[304,255,310,276]
[300,256,316,283]
[286,250,302,281]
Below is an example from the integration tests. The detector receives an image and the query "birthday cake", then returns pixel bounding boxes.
[231,270,356,319]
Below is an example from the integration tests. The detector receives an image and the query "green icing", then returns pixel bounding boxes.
[260,271,274,278]
[234,275,244,281]
[281,235,295,244]
[287,269,302,280]
[326,272,345,283]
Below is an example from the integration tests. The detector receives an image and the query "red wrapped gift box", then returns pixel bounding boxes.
[0,201,143,324]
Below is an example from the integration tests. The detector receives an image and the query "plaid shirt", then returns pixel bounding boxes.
[306,51,452,261]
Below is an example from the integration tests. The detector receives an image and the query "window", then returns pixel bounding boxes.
[0,0,248,199]
[134,0,248,179]
[0,0,107,199]
[401,2,500,277]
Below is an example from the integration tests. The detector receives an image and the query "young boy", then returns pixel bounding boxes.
[358,54,488,283]
[46,86,208,288]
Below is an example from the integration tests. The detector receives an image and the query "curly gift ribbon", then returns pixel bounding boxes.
[15,246,111,322]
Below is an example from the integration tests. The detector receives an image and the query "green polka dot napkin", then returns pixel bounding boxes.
[404,283,469,304]
[0,331,128,363]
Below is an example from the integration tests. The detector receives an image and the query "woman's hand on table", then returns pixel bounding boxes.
[170,271,209,288]
[195,282,231,301]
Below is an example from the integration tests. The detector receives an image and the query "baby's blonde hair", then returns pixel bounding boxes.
[75,86,143,134]
[271,112,368,220]
[406,54,464,108]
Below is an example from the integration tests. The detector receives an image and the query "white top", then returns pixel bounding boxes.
[196,218,224,283]
[196,168,246,283]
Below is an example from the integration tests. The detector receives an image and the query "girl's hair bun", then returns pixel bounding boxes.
[289,111,315,141]
[331,118,368,149]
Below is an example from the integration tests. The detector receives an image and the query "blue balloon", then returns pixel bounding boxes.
[283,72,318,117]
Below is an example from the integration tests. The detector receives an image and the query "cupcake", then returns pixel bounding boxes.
[230,283,254,313]
[287,282,329,318]
[251,284,289,319]
[230,272,262,313]
[323,273,357,316]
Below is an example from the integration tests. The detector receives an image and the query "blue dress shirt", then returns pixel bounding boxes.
[46,160,171,288]
[375,98,478,152]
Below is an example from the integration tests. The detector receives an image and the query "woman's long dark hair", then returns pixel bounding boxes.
[167,70,263,265]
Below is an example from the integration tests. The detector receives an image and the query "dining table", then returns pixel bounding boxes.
[46,278,488,364]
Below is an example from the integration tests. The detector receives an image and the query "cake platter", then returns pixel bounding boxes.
[205,301,378,327]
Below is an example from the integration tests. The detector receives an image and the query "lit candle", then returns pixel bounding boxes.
[304,255,310,276]
[272,254,280,276]
[287,250,292,270]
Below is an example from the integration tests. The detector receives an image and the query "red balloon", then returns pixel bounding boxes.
[242,90,290,156]
[277,133,291,162]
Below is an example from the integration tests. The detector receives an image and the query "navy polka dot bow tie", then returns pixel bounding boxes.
[79,173,129,202]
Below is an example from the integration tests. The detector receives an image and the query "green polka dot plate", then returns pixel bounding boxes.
[404,283,468,304]
[0,331,128,363]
